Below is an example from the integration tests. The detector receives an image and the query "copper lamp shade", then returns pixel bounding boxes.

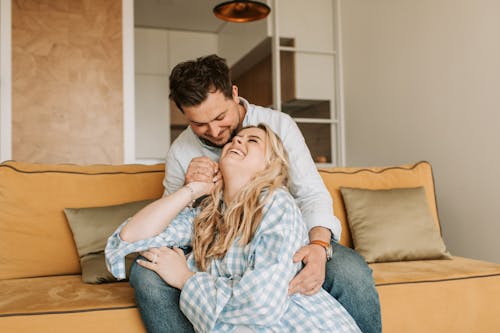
[213,1,271,23]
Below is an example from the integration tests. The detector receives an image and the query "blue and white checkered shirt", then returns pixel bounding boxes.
[106,188,360,333]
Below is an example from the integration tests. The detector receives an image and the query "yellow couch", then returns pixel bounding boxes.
[1,160,499,332]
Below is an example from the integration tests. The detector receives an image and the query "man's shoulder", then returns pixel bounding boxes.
[247,104,294,123]
[167,127,221,166]
[245,104,296,137]
[168,128,204,155]
[170,127,195,148]
[166,128,200,163]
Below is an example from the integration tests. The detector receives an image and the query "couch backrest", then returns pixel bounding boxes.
[0,161,165,280]
[319,161,440,248]
[0,160,440,279]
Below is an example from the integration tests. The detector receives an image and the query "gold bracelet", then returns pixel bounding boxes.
[184,184,196,206]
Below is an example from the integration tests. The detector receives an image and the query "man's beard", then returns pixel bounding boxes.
[200,128,239,148]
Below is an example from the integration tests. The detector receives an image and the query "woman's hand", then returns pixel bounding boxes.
[138,247,195,289]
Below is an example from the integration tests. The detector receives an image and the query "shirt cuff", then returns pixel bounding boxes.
[302,213,342,242]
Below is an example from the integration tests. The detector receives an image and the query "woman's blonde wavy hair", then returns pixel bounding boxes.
[192,123,290,271]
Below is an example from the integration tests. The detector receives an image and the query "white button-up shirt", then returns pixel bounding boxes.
[164,98,341,241]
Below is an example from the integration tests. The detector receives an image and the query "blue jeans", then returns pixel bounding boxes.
[129,244,381,333]
[324,242,381,333]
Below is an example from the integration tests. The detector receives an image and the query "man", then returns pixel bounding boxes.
[129,54,381,333]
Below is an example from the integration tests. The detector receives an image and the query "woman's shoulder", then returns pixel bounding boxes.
[261,187,302,224]
[265,187,295,208]
[254,188,305,241]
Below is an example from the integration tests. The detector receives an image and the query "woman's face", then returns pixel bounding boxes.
[220,127,267,177]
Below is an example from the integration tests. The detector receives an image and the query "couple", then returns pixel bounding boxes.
[105,55,380,333]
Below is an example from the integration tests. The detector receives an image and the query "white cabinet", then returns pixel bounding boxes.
[135,75,170,160]
[134,28,217,162]
[135,28,169,75]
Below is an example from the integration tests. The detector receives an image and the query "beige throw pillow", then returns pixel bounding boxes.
[64,199,154,283]
[340,187,451,263]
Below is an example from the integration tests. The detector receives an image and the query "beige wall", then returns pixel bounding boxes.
[12,0,123,164]
[341,0,500,263]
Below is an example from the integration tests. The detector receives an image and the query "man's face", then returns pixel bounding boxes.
[182,89,242,148]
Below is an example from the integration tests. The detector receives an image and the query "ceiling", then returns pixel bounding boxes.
[134,0,227,33]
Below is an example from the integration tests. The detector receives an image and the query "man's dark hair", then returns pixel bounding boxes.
[169,54,233,112]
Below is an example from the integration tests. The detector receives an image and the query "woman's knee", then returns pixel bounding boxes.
[129,257,164,290]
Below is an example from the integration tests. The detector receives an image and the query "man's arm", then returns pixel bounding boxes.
[278,114,341,240]
[276,114,339,295]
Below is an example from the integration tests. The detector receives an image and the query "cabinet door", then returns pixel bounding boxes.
[134,28,217,162]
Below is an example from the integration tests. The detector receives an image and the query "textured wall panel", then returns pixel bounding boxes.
[12,0,123,164]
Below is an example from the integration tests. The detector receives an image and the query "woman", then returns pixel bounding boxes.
[106,124,360,333]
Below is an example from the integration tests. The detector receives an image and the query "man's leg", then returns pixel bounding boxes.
[322,242,381,333]
[129,257,194,333]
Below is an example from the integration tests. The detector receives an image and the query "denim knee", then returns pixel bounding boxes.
[130,257,153,283]
[128,256,194,333]
[323,243,374,292]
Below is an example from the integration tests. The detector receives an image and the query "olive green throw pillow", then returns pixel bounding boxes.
[64,199,154,283]
[340,187,451,263]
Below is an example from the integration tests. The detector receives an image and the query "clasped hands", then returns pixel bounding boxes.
[185,156,221,185]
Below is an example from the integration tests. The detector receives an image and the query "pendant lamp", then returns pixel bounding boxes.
[213,1,271,23]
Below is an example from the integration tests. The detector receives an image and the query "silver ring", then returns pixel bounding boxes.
[152,253,158,264]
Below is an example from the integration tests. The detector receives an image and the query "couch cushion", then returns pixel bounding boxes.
[0,275,136,316]
[0,275,146,333]
[340,187,450,263]
[371,256,500,285]
[0,161,165,280]
[64,199,154,284]
[371,256,500,332]
[319,161,439,248]
[0,308,146,333]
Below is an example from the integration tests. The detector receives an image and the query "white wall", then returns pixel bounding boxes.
[341,0,500,263]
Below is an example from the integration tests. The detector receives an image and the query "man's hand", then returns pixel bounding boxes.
[288,244,327,295]
[185,157,220,185]
[138,247,195,290]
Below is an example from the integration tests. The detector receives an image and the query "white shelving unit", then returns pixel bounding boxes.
[271,0,345,167]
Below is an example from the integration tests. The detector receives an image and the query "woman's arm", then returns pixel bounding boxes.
[120,182,211,242]
[105,207,196,280]
[105,181,212,280]
[179,190,307,332]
